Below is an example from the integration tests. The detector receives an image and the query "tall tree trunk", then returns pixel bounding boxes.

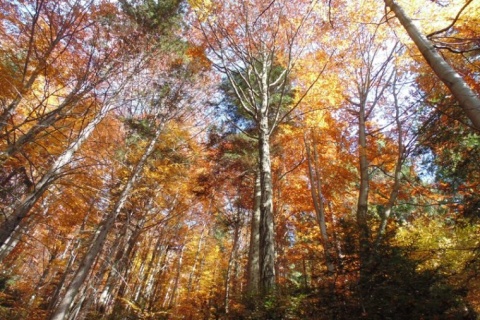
[26,248,58,315]
[48,120,165,320]
[246,173,261,294]
[384,0,480,130]
[357,96,370,264]
[47,213,91,312]
[258,119,275,295]
[257,55,276,295]
[167,243,186,310]
[224,219,240,315]
[187,224,207,293]
[0,104,111,250]
[375,74,404,246]
[101,214,146,315]
[109,224,147,317]
[304,132,335,275]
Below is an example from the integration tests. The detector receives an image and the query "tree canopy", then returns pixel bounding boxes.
[0,0,479,319]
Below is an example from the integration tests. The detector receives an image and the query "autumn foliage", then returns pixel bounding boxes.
[0,0,479,319]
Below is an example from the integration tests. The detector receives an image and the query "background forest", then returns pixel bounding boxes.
[0,0,479,319]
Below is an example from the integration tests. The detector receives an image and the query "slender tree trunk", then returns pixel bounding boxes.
[224,219,240,315]
[0,104,111,249]
[246,173,261,294]
[49,120,165,320]
[47,205,93,312]
[26,249,58,315]
[109,225,146,317]
[187,224,207,293]
[384,0,480,130]
[87,218,131,315]
[141,227,179,310]
[101,215,146,315]
[146,241,172,311]
[129,233,158,307]
[167,243,186,310]
[375,75,404,246]
[258,119,275,294]
[357,96,370,264]
[305,133,335,274]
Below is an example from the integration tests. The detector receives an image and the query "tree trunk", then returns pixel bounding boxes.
[46,204,94,313]
[109,225,146,317]
[384,0,480,131]
[187,224,207,293]
[224,219,240,315]
[305,133,335,274]
[357,95,370,264]
[101,214,146,315]
[258,118,275,295]
[246,173,261,294]
[375,74,404,246]
[167,243,186,310]
[48,120,165,320]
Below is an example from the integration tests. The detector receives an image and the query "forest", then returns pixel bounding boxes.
[0,0,479,319]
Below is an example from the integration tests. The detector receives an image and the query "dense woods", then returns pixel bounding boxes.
[0,0,479,319]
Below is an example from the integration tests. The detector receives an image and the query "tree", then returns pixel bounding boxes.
[192,0,319,295]
[0,0,148,254]
[2,0,480,318]
[383,0,480,131]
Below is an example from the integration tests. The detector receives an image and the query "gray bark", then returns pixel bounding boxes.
[258,119,275,294]
[199,2,315,295]
[257,54,276,295]
[348,33,398,263]
[101,214,146,314]
[357,92,371,264]
[384,0,480,130]
[246,173,261,294]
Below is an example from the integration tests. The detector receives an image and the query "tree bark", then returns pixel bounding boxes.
[246,173,261,294]
[258,118,275,294]
[224,218,240,315]
[375,74,404,246]
[384,0,480,131]
[357,93,371,264]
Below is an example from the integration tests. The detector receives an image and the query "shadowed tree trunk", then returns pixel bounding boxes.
[305,132,335,274]
[258,110,275,294]
[247,173,261,294]
[195,0,319,296]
